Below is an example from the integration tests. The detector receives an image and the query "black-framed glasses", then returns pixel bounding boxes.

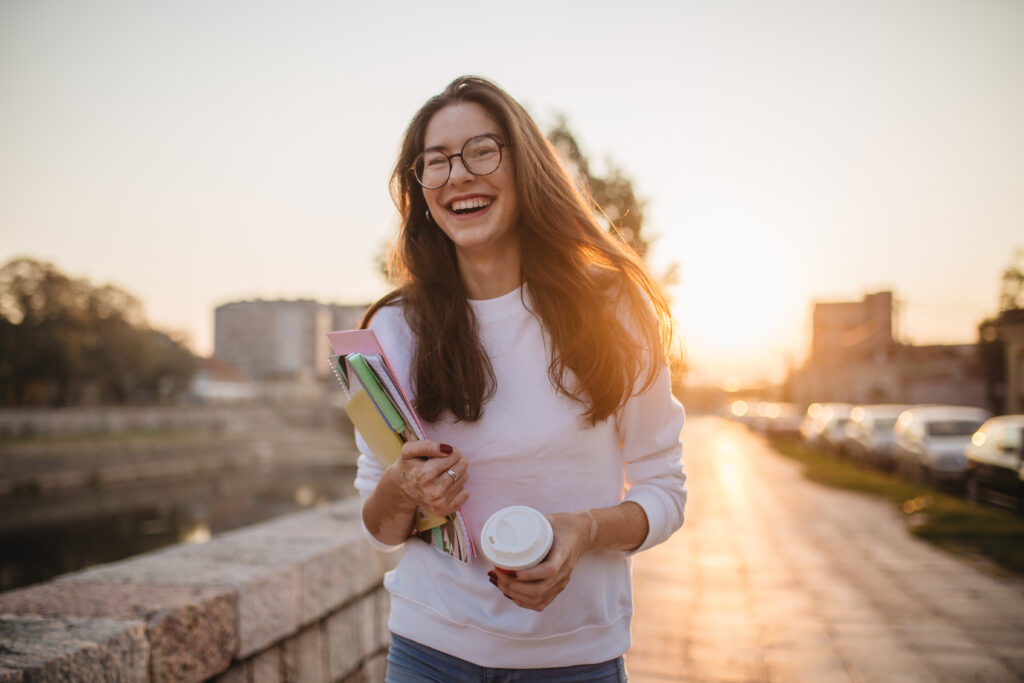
[411,134,510,189]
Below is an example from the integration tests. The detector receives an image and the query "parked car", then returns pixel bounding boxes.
[800,403,852,452]
[892,405,991,487]
[820,405,854,457]
[964,415,1024,512]
[763,402,804,439]
[842,404,909,468]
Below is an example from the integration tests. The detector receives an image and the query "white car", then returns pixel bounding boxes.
[892,405,991,487]
[964,415,1024,512]
[800,403,852,453]
[762,402,804,438]
[843,404,909,468]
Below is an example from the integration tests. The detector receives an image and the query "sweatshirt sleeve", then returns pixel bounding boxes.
[617,360,687,554]
[353,429,406,553]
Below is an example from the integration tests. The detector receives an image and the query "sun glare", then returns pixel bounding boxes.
[671,228,802,384]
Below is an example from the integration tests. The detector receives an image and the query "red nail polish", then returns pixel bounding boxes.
[439,443,453,454]
[488,576,497,586]
[487,571,496,581]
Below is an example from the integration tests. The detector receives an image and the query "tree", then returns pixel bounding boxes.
[0,257,196,407]
[999,248,1024,312]
[976,248,1024,414]
[547,118,679,292]
[547,117,650,259]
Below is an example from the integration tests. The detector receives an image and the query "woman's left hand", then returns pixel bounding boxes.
[488,511,594,612]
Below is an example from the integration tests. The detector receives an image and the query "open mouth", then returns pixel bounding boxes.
[448,197,493,216]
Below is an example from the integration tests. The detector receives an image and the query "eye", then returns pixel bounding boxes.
[466,139,499,159]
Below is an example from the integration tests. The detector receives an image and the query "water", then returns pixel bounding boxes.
[0,461,357,591]
[0,406,359,592]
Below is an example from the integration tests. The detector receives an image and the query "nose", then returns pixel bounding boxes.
[447,154,473,184]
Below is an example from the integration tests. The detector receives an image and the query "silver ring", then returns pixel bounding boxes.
[446,468,459,482]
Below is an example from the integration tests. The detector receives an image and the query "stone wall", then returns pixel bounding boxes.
[0,497,396,682]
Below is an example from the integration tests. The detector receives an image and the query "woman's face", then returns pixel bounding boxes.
[420,102,519,262]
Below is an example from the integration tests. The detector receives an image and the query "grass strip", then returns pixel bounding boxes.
[771,438,1024,577]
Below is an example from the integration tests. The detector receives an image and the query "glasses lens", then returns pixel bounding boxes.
[415,151,450,188]
[462,136,501,176]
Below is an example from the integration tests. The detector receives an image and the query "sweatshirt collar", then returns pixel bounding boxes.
[467,285,526,323]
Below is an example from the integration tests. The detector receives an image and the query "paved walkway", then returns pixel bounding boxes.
[627,416,1024,682]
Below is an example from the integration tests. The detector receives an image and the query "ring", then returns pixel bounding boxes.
[446,468,459,482]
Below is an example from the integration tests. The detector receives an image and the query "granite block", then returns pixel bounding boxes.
[374,590,390,655]
[364,652,387,683]
[0,582,236,683]
[0,615,147,682]
[212,660,249,683]
[0,667,25,683]
[282,623,327,683]
[251,646,282,683]
[325,602,362,681]
[59,552,300,658]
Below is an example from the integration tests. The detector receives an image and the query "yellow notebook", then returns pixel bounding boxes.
[344,388,447,532]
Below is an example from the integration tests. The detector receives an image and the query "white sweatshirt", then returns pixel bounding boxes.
[353,285,686,668]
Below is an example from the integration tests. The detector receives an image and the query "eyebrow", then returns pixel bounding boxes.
[421,133,502,154]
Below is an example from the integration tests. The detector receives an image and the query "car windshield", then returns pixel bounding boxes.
[927,419,984,437]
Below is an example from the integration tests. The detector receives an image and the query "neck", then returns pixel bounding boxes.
[456,243,522,300]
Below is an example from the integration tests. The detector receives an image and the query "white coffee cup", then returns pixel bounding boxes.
[480,505,554,571]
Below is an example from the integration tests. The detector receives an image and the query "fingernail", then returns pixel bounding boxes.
[487,571,496,581]
[439,443,453,454]
[488,575,497,586]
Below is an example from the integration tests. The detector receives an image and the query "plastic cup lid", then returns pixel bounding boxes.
[480,506,553,570]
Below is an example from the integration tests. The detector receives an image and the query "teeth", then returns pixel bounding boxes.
[450,198,492,213]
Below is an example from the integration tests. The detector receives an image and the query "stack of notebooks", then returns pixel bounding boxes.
[327,329,475,563]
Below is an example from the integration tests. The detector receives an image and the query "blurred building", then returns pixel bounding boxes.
[789,291,986,408]
[811,291,895,365]
[214,300,368,382]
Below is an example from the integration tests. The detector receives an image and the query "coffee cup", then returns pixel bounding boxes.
[480,505,554,571]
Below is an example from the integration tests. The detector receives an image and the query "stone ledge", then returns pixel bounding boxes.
[0,615,148,682]
[0,582,235,681]
[0,497,397,682]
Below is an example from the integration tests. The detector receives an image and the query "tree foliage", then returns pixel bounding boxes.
[547,118,679,291]
[976,248,1024,414]
[0,257,197,407]
[547,117,650,260]
[999,248,1024,312]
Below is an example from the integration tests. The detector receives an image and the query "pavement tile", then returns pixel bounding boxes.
[917,651,1019,682]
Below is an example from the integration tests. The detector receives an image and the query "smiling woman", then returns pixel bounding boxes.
[349,76,687,681]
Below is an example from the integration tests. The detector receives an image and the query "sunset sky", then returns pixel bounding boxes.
[2,0,1022,386]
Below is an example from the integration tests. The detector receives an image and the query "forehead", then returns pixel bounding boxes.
[423,102,503,151]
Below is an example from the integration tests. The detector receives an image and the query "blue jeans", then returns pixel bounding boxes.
[386,633,628,682]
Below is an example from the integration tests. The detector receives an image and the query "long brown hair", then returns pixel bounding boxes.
[363,76,673,425]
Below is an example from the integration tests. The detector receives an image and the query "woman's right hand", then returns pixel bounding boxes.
[389,440,469,518]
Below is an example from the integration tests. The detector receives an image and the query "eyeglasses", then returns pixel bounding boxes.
[411,134,509,189]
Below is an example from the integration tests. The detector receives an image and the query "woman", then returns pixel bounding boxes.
[354,76,686,682]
